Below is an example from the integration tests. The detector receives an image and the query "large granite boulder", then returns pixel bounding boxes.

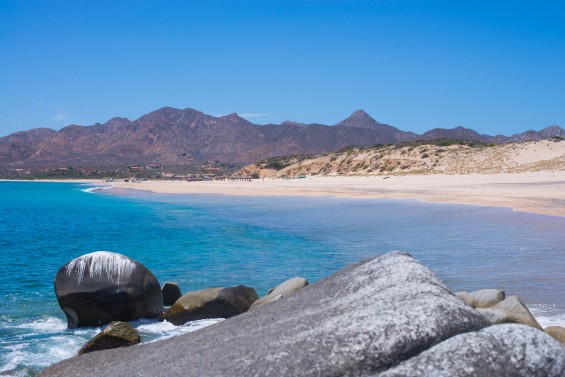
[162,282,182,306]
[55,251,163,328]
[78,321,140,355]
[162,285,258,325]
[476,295,543,330]
[249,277,308,311]
[379,324,565,376]
[40,252,492,376]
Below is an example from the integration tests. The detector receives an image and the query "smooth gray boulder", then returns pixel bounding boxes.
[249,277,308,311]
[78,321,140,355]
[40,252,489,376]
[162,285,258,325]
[162,282,182,306]
[379,324,565,377]
[476,295,543,330]
[54,251,163,328]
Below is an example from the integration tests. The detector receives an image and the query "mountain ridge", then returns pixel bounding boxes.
[0,107,563,168]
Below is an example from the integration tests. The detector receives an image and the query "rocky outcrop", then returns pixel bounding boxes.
[476,295,543,330]
[41,252,500,376]
[249,277,308,311]
[162,285,258,325]
[78,321,140,355]
[379,324,565,376]
[54,251,163,328]
[161,282,182,306]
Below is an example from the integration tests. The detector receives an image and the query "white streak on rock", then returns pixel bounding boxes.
[65,251,136,285]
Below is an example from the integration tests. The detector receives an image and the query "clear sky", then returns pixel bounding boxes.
[1,0,564,137]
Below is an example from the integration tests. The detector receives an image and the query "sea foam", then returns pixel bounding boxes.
[134,318,224,342]
[81,186,112,193]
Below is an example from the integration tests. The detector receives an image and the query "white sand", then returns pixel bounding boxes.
[108,171,565,217]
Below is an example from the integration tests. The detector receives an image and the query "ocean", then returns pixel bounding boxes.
[1,181,564,376]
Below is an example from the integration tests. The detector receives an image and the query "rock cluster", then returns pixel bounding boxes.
[45,252,565,376]
[54,251,310,358]
[457,288,565,346]
[41,252,565,376]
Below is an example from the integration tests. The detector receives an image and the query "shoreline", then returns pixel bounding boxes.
[4,172,564,217]
[105,172,565,217]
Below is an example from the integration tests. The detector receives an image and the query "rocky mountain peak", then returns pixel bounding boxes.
[336,110,381,128]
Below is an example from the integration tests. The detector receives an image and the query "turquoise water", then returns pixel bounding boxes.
[1,181,564,375]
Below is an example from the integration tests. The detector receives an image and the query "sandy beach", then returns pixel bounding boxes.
[108,171,565,217]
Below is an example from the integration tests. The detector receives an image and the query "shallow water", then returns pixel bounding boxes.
[0,181,564,375]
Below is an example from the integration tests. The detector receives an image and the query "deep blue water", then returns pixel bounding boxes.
[1,181,564,375]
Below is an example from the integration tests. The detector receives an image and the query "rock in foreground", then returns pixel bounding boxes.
[41,252,499,376]
[78,321,140,355]
[379,324,565,376]
[162,285,258,325]
[54,251,163,328]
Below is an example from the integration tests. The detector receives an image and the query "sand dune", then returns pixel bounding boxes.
[265,139,565,177]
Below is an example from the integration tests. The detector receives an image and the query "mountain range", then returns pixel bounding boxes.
[1,107,563,168]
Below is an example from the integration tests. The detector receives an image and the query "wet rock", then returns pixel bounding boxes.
[249,277,308,311]
[476,295,542,330]
[162,282,182,306]
[54,251,163,328]
[78,321,140,355]
[40,252,490,376]
[546,326,565,344]
[379,324,565,377]
[163,285,258,325]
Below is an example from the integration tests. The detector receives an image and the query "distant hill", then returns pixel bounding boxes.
[0,107,563,168]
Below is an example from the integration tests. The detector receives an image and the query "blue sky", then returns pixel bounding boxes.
[1,0,564,137]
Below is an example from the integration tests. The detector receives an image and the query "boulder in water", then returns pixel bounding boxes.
[78,321,140,355]
[162,282,182,306]
[54,251,163,328]
[163,285,258,325]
